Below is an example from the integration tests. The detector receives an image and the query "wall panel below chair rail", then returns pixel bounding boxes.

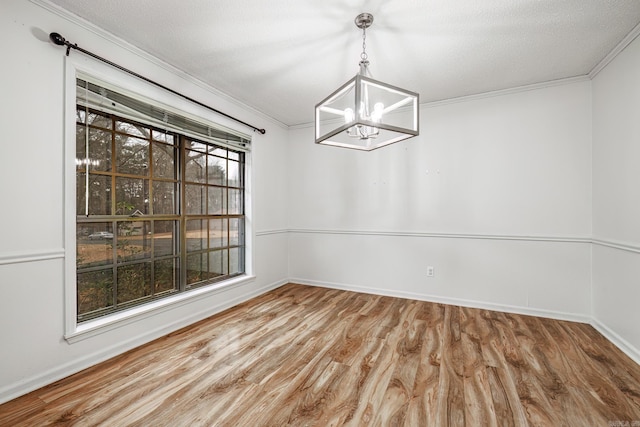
[288,229,592,321]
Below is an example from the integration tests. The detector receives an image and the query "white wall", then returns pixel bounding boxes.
[0,0,288,403]
[592,33,640,358]
[288,81,593,320]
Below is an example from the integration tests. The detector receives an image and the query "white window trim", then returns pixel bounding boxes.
[63,55,254,342]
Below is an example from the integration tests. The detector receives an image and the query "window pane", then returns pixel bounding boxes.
[88,174,112,215]
[77,223,113,268]
[228,160,240,187]
[77,269,113,316]
[229,247,243,275]
[152,142,175,179]
[152,181,175,215]
[76,172,86,216]
[208,250,228,277]
[117,221,151,262]
[117,263,152,304]
[185,140,208,153]
[152,130,175,144]
[153,221,176,257]
[154,258,177,294]
[186,253,208,285]
[209,147,226,157]
[229,218,242,246]
[77,110,112,129]
[89,128,112,172]
[116,120,149,139]
[185,184,205,214]
[89,112,112,129]
[76,126,86,171]
[228,189,243,215]
[115,177,149,215]
[116,134,149,176]
[185,150,206,183]
[208,187,224,215]
[209,218,227,249]
[207,156,226,186]
[186,219,206,252]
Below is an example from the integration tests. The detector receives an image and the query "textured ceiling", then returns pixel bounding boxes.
[47,0,640,127]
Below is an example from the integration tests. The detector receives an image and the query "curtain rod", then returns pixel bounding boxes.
[49,32,266,135]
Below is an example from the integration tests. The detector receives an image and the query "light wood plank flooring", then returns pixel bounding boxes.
[1,283,640,426]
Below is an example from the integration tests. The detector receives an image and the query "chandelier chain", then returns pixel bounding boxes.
[361,26,368,62]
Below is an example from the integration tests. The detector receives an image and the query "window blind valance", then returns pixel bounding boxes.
[76,76,251,152]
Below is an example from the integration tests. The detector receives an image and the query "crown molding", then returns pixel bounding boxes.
[589,21,640,79]
[421,76,590,110]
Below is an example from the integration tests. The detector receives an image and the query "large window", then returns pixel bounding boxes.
[75,78,248,322]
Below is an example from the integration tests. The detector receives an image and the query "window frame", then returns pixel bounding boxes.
[64,56,254,342]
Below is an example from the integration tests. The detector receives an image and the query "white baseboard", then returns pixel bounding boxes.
[590,318,640,366]
[0,278,287,405]
[291,278,591,324]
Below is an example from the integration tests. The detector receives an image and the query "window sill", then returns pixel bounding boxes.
[65,275,256,344]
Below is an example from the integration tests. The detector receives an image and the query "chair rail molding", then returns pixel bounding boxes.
[0,249,65,266]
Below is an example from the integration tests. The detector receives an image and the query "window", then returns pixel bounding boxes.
[75,77,248,323]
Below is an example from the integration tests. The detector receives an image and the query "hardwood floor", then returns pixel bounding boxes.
[2,283,640,426]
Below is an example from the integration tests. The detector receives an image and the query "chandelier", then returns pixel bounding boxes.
[315,13,419,151]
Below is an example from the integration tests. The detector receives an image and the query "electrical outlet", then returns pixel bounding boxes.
[427,266,434,277]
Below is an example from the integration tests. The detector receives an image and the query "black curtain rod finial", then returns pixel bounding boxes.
[50,32,74,56]
[49,32,66,46]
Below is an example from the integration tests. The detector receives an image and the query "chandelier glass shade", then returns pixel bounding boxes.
[315,13,419,151]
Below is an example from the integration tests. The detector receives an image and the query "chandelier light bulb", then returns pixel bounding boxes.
[344,108,355,123]
[372,102,384,122]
